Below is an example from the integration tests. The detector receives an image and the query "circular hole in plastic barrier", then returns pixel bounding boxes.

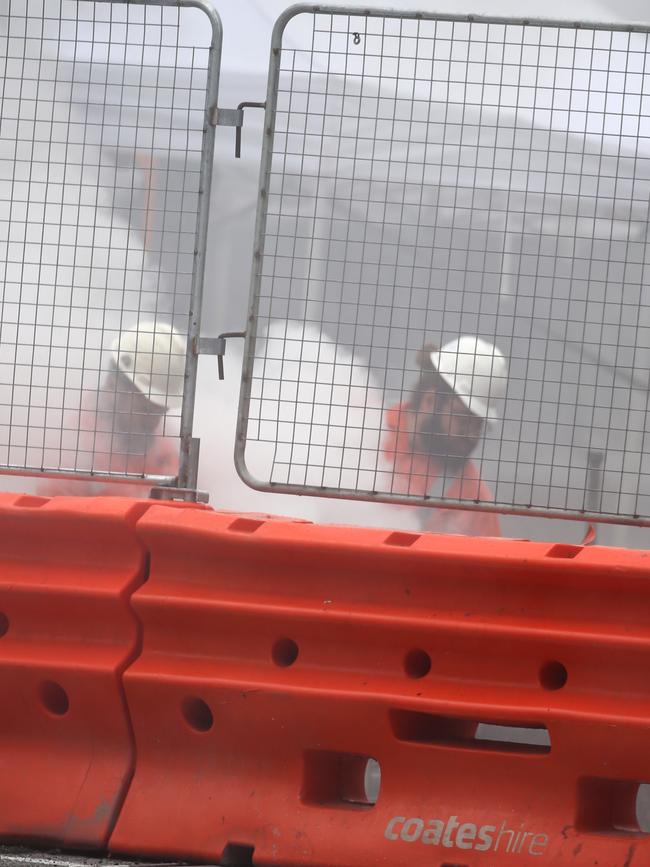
[39,680,69,716]
[0,613,8,637]
[539,660,568,691]
[182,696,214,732]
[272,637,299,667]
[404,648,432,679]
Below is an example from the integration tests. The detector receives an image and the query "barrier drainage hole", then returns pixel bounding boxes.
[272,637,299,667]
[182,696,214,732]
[539,660,568,691]
[39,680,69,716]
[0,613,8,638]
[404,648,431,679]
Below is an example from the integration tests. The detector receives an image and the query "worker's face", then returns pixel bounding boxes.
[414,387,484,461]
[103,369,166,434]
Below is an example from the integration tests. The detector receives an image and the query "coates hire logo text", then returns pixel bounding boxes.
[385,815,549,857]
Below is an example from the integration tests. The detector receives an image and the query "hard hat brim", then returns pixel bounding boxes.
[131,376,178,411]
[110,324,185,412]
[429,351,499,422]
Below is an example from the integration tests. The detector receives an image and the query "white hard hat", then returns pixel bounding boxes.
[429,336,507,421]
[111,321,186,410]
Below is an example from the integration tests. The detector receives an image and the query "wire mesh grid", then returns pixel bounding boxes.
[0,0,216,485]
[238,7,650,525]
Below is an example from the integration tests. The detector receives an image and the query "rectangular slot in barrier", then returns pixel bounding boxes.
[577,778,650,833]
[302,751,380,809]
[390,710,551,755]
[220,843,255,866]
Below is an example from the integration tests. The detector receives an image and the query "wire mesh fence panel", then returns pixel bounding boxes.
[0,0,219,488]
[236,5,650,526]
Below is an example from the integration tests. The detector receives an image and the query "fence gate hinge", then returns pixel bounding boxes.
[210,102,266,157]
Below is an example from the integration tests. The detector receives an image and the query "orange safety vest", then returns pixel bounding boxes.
[382,403,501,537]
[37,404,179,498]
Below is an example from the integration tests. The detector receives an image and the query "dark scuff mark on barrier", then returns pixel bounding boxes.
[623,843,637,867]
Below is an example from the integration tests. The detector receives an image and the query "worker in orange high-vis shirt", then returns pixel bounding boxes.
[383,336,508,537]
[40,321,186,497]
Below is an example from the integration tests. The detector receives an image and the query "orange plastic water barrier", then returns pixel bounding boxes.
[106,507,650,867]
[1,494,650,865]
[0,494,148,848]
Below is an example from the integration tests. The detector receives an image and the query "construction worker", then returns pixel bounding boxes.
[40,321,186,497]
[382,336,508,537]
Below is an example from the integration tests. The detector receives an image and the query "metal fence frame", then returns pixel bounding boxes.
[0,0,222,493]
[235,3,650,527]
[174,0,221,492]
